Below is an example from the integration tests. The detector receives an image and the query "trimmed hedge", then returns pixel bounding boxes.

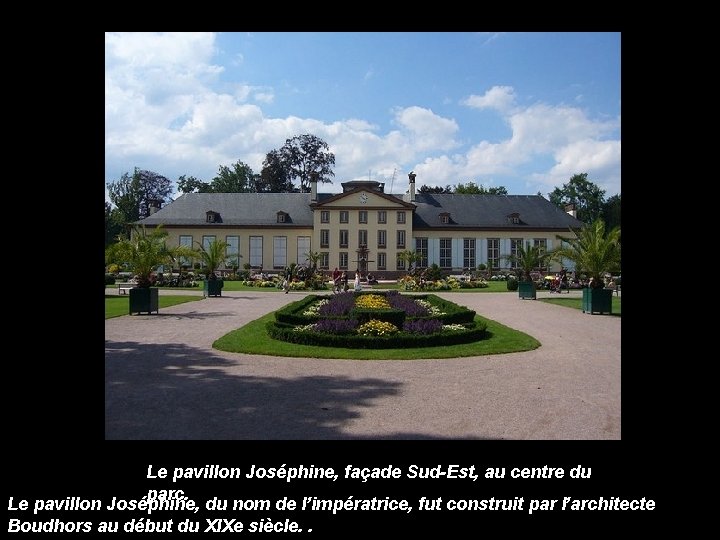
[506,278,519,291]
[266,319,487,349]
[351,308,405,327]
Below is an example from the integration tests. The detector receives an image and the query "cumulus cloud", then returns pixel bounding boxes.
[105,34,619,197]
[462,85,516,113]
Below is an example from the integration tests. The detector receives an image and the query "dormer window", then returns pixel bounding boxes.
[439,212,451,224]
[277,211,289,223]
[507,212,521,225]
[206,211,220,223]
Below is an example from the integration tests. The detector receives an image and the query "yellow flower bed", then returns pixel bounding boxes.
[357,319,398,336]
[354,294,391,309]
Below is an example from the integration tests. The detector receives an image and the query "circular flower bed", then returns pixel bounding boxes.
[268,291,486,348]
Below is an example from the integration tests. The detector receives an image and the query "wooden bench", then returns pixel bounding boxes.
[117,283,136,294]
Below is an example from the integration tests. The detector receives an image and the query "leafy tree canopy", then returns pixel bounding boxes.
[549,173,606,223]
[274,134,335,192]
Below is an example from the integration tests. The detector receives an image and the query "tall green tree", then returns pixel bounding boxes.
[259,149,295,192]
[177,175,212,194]
[602,194,621,230]
[276,134,335,192]
[106,168,173,225]
[105,201,124,247]
[549,173,606,223]
[210,160,255,192]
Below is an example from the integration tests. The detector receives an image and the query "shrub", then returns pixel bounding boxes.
[105,274,116,286]
[506,278,518,291]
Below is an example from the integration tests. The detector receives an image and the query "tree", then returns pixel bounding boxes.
[194,238,231,277]
[259,149,295,192]
[106,225,193,288]
[454,182,508,194]
[549,173,606,223]
[418,184,451,194]
[107,171,141,225]
[397,250,422,273]
[105,201,124,247]
[555,220,621,288]
[107,168,173,225]
[502,242,555,282]
[602,194,621,230]
[276,134,335,192]
[210,160,255,193]
[177,175,212,194]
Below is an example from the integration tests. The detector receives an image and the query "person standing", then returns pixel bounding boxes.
[332,267,341,293]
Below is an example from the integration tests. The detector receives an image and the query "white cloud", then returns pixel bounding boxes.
[462,86,516,113]
[105,35,619,197]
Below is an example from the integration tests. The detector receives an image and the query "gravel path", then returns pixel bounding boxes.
[105,289,620,440]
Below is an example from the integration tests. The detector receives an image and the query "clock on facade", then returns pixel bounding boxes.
[360,192,368,204]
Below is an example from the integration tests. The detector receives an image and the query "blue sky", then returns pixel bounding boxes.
[105,32,620,198]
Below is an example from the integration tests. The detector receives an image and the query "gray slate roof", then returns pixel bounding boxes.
[136,193,318,227]
[411,194,582,230]
[136,192,582,230]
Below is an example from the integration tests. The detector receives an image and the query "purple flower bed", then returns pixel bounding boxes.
[387,294,430,317]
[402,318,443,334]
[318,292,356,316]
[313,318,359,334]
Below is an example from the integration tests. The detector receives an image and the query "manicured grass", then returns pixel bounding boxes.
[540,296,621,316]
[105,295,203,319]
[213,313,540,359]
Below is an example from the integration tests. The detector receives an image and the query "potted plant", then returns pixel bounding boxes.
[195,239,230,297]
[502,242,554,299]
[107,225,194,314]
[555,219,621,314]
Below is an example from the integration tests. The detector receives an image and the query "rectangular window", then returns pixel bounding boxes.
[358,229,368,247]
[226,236,240,269]
[377,252,386,270]
[510,238,523,269]
[534,238,548,270]
[359,210,368,224]
[320,252,329,269]
[440,238,452,268]
[397,211,406,224]
[396,253,405,270]
[487,238,500,269]
[339,252,348,270]
[396,230,406,248]
[297,236,311,266]
[377,210,386,224]
[463,238,475,269]
[249,236,263,268]
[179,235,193,266]
[377,230,386,249]
[339,229,349,248]
[339,211,349,223]
[320,229,329,248]
[273,236,287,269]
[415,237,428,268]
[321,210,329,223]
[202,235,216,254]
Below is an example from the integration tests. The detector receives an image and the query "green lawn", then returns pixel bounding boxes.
[540,296,621,316]
[213,313,540,360]
[105,295,203,319]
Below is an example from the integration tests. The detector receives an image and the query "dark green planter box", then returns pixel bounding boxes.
[518,281,536,300]
[582,287,613,314]
[204,279,224,297]
[129,287,159,315]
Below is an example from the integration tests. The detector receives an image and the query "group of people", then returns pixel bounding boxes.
[332,267,349,293]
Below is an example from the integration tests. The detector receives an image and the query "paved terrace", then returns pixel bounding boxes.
[105,288,620,440]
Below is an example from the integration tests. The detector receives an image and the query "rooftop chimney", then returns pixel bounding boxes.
[310,173,317,202]
[564,203,577,218]
[408,171,416,202]
[148,199,161,215]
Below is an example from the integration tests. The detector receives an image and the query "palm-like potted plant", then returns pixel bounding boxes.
[195,239,230,297]
[502,242,555,299]
[108,225,194,314]
[555,219,621,314]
